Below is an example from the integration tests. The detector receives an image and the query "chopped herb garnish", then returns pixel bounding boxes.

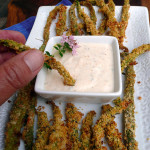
[44,63,51,70]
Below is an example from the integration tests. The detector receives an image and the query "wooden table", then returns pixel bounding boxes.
[6,0,150,27]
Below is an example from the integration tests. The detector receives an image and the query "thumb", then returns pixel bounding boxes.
[0,50,44,105]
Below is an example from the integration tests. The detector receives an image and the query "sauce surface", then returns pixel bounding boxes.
[44,43,114,93]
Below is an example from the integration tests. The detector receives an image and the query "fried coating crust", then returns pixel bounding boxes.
[5,83,34,150]
[92,99,131,150]
[98,0,115,35]
[40,5,60,51]
[123,65,138,150]
[76,1,99,35]
[44,54,76,86]
[80,1,97,25]
[86,0,97,5]
[98,17,107,35]
[80,111,96,150]
[56,5,67,36]
[121,44,150,72]
[22,92,37,150]
[0,39,76,86]
[33,112,50,150]
[96,0,130,48]
[119,0,130,47]
[0,39,31,53]
[69,3,83,35]
[102,104,127,150]
[65,103,84,150]
[45,101,67,150]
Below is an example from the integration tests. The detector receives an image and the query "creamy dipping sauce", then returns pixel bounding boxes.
[44,43,114,93]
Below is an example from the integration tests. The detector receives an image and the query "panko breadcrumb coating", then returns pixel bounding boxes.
[121,44,150,72]
[22,93,37,150]
[40,5,61,51]
[123,65,138,150]
[94,0,130,48]
[102,104,127,150]
[5,83,34,150]
[69,3,83,35]
[45,101,68,150]
[80,1,97,25]
[76,1,99,35]
[33,112,50,150]
[44,54,76,86]
[66,103,83,150]
[92,99,131,149]
[56,5,67,36]
[80,111,96,150]
[98,0,115,35]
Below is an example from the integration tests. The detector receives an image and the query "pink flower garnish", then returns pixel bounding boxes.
[61,34,79,55]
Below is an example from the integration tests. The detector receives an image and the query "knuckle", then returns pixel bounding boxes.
[3,63,25,89]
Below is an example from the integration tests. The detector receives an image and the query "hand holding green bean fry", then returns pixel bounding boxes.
[0,39,76,86]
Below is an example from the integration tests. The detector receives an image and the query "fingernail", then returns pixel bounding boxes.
[24,50,44,72]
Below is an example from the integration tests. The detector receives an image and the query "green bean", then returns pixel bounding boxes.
[40,5,60,52]
[69,3,83,35]
[66,103,83,150]
[56,5,67,36]
[45,101,67,150]
[76,1,99,35]
[92,99,131,149]
[22,93,37,150]
[80,1,97,25]
[98,0,115,35]
[123,65,138,150]
[102,104,127,150]
[5,83,34,150]
[121,44,150,72]
[85,0,97,5]
[33,112,50,150]
[80,111,96,150]
[119,0,130,47]
[44,54,76,86]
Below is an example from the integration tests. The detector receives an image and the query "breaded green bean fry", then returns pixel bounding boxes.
[69,3,83,35]
[121,44,150,72]
[22,93,37,150]
[92,99,131,149]
[86,0,97,5]
[123,65,138,150]
[33,112,50,150]
[0,39,31,53]
[80,1,97,25]
[66,103,83,150]
[76,1,99,35]
[119,0,130,47]
[0,39,76,86]
[80,111,96,150]
[96,0,130,48]
[5,83,34,150]
[102,104,127,150]
[40,5,60,51]
[98,0,115,35]
[45,101,67,150]
[44,54,76,86]
[56,5,67,36]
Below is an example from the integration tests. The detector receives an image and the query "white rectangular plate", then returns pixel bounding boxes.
[0,6,150,150]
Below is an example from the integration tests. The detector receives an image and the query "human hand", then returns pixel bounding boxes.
[0,30,44,105]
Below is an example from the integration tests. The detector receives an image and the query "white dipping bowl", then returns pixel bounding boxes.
[35,36,122,103]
